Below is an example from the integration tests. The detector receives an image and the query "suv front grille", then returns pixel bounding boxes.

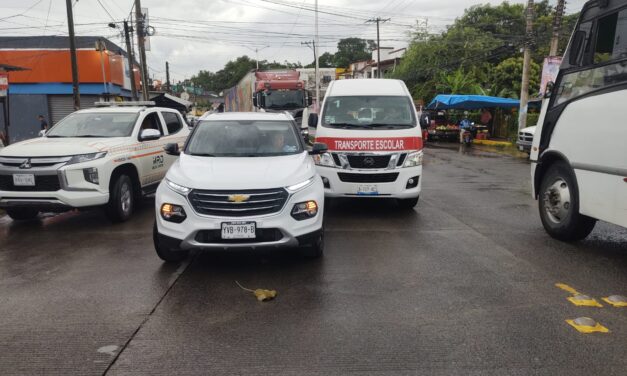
[188,188,289,217]
[346,155,391,169]
[0,174,61,192]
[337,172,399,183]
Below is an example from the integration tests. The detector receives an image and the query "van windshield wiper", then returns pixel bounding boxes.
[369,123,414,128]
[327,123,374,129]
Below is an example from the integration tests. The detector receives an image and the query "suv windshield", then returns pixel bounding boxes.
[263,90,305,109]
[46,112,139,138]
[187,120,303,157]
[321,96,416,129]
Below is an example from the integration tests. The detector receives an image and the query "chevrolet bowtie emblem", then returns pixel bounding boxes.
[228,194,250,203]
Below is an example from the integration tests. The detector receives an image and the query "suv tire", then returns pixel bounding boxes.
[106,174,135,223]
[398,196,419,209]
[539,161,596,241]
[153,222,189,262]
[6,208,39,221]
[300,226,324,258]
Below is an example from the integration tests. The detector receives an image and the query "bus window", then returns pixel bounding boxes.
[594,13,618,63]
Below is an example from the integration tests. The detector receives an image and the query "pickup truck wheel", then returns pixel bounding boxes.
[300,227,324,259]
[539,161,596,241]
[106,174,134,223]
[153,222,189,262]
[5,208,39,221]
[398,196,419,209]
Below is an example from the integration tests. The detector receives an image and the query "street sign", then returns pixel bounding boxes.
[0,73,8,97]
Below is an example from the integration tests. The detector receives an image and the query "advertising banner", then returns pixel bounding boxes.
[540,57,562,95]
[0,73,8,97]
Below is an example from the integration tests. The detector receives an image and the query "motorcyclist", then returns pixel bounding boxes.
[459,111,472,143]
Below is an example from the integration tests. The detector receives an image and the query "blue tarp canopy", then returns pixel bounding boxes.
[426,94,520,110]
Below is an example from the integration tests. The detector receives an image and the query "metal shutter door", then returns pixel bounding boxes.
[48,95,101,125]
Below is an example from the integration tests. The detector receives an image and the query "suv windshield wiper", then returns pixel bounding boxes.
[190,153,215,157]
[45,135,65,138]
[74,135,106,138]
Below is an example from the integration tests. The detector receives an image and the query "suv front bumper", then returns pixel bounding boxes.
[155,179,325,251]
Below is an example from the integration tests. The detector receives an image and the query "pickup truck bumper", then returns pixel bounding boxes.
[0,189,109,211]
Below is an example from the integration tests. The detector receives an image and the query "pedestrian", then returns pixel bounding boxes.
[459,111,471,143]
[37,115,48,132]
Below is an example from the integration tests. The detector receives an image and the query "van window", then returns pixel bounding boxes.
[162,112,183,134]
[593,10,627,64]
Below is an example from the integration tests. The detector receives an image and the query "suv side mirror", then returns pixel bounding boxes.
[139,128,161,141]
[164,143,180,156]
[569,30,586,66]
[309,142,328,155]
[308,113,319,128]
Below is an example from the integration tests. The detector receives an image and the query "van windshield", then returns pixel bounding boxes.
[321,96,416,129]
[187,120,303,157]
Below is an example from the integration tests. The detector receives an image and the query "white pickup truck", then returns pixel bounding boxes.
[0,104,189,222]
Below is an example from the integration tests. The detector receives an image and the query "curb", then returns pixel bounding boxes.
[472,139,513,147]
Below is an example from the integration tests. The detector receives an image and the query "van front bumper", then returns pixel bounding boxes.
[316,165,422,199]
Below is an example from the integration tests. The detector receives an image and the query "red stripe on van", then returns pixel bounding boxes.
[315,137,423,152]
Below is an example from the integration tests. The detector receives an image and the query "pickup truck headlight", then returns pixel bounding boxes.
[403,151,423,167]
[66,152,107,165]
[313,152,335,167]
[166,179,191,195]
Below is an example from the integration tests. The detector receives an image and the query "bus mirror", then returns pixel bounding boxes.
[569,30,586,66]
[544,81,554,99]
[252,95,258,107]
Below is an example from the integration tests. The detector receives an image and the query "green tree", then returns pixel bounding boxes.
[334,38,374,68]
[490,57,540,98]
[305,52,336,68]
[435,69,485,95]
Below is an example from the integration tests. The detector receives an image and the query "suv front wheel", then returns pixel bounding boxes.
[153,222,189,262]
[5,208,39,221]
[538,161,596,241]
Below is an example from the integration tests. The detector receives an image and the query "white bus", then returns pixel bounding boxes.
[531,0,627,241]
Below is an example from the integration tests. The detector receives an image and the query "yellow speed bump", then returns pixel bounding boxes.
[602,295,627,307]
[566,317,609,334]
[555,283,579,295]
[567,294,603,307]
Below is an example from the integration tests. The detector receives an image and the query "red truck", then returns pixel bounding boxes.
[224,69,312,127]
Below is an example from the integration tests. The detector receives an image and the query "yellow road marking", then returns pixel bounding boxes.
[567,295,603,307]
[555,283,579,295]
[602,296,627,307]
[565,319,609,334]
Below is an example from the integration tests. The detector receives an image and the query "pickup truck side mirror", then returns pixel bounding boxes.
[308,113,319,128]
[139,128,161,142]
[164,143,180,156]
[309,142,328,155]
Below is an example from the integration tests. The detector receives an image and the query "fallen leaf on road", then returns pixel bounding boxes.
[236,281,277,302]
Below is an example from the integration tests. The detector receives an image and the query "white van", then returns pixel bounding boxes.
[531,0,627,240]
[308,79,423,209]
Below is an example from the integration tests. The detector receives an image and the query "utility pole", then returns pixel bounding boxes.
[314,0,320,112]
[366,17,390,78]
[65,0,80,110]
[166,61,171,93]
[123,21,138,100]
[549,0,566,56]
[518,0,534,131]
[135,0,149,100]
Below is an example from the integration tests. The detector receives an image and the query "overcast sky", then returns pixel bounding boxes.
[0,0,587,82]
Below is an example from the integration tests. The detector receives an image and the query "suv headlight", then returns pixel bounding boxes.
[403,151,423,167]
[313,152,335,167]
[286,177,314,193]
[66,152,107,165]
[166,179,191,195]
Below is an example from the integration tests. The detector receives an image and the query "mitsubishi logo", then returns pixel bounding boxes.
[363,157,375,167]
[228,194,250,203]
[19,158,32,169]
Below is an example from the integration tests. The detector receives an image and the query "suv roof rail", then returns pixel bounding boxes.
[94,101,156,107]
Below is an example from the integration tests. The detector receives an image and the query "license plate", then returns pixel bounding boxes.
[221,222,256,239]
[357,184,379,196]
[519,146,524,151]
[13,174,35,186]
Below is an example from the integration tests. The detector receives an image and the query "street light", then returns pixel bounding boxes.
[95,39,108,97]
[244,46,270,70]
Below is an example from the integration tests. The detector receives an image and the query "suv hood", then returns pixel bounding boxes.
[167,152,316,190]
[0,137,128,157]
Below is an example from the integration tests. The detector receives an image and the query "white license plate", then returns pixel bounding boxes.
[357,184,379,196]
[13,174,35,186]
[221,222,256,239]
[519,146,524,151]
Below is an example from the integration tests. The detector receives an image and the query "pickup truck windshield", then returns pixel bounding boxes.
[322,96,416,129]
[46,112,139,138]
[188,120,303,157]
[263,90,305,109]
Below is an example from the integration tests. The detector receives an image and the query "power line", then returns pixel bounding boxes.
[95,0,117,22]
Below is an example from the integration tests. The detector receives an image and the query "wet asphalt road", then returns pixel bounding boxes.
[1,145,626,376]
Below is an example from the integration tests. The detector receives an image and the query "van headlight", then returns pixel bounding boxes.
[166,179,191,195]
[403,151,423,167]
[313,152,335,167]
[66,152,107,165]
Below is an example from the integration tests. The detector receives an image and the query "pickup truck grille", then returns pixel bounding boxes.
[518,132,533,142]
[337,172,399,183]
[188,188,289,217]
[0,174,61,192]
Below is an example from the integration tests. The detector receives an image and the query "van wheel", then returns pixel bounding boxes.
[398,196,419,209]
[106,174,134,223]
[6,208,39,221]
[300,227,324,258]
[539,161,596,241]
[153,222,189,262]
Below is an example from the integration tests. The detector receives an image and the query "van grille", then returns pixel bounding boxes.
[346,155,391,169]
[337,172,399,183]
[188,188,289,217]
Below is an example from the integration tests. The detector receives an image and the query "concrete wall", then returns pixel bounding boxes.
[0,94,49,143]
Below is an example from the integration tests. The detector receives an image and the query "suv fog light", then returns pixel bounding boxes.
[322,177,330,189]
[406,176,419,189]
[291,201,318,220]
[161,203,187,223]
[83,167,99,184]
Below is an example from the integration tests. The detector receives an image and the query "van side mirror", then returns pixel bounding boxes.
[164,143,180,156]
[569,30,586,66]
[139,128,161,141]
[308,113,319,128]
[309,142,328,155]
[419,113,430,129]
[307,95,313,107]
[252,95,258,107]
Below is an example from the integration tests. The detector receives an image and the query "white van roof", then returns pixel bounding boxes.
[327,79,409,97]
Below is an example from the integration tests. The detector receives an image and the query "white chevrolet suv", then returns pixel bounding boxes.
[153,112,326,262]
[0,104,189,222]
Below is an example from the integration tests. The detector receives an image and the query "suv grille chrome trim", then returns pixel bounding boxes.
[188,188,289,217]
